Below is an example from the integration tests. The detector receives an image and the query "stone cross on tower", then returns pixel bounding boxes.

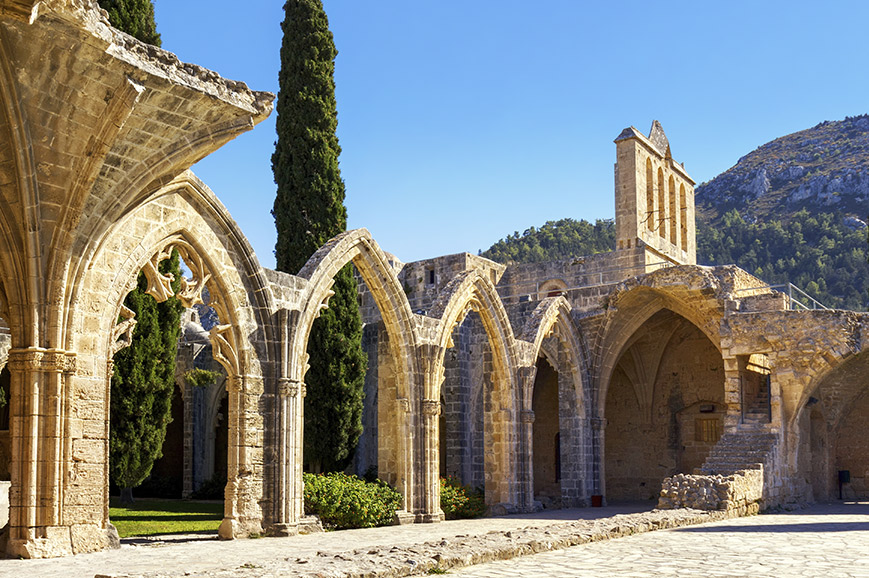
[613,121,696,265]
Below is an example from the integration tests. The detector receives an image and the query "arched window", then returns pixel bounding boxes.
[538,279,568,301]
[680,184,688,250]
[669,175,677,245]
[657,167,667,239]
[645,158,654,232]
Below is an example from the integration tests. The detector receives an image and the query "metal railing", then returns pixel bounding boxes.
[735,282,829,311]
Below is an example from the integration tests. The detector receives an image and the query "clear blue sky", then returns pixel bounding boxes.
[154,1,869,270]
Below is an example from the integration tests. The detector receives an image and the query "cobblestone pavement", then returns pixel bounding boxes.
[452,501,869,578]
[1,502,867,577]
[0,503,649,578]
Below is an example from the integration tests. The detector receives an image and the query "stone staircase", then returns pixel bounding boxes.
[742,387,771,425]
[697,430,778,476]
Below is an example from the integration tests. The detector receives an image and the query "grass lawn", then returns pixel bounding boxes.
[109,498,223,538]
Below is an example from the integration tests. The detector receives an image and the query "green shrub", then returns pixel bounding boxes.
[440,476,485,519]
[303,472,401,530]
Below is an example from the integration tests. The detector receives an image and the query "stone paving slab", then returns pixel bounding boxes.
[2,502,866,577]
[0,504,652,577]
[452,501,869,578]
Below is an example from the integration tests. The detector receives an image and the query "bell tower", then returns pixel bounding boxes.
[613,121,696,265]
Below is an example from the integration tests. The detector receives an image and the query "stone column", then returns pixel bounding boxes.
[7,347,81,558]
[392,397,416,524]
[592,417,607,503]
[217,373,265,539]
[420,398,444,522]
[271,377,304,537]
[519,409,535,511]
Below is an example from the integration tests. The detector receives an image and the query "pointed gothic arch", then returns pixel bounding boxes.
[293,228,418,515]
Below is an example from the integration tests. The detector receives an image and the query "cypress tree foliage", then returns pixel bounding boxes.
[110,252,183,503]
[272,0,367,472]
[97,0,161,46]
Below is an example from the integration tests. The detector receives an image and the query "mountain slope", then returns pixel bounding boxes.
[696,115,869,226]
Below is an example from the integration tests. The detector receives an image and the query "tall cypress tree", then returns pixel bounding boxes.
[111,252,184,502]
[97,0,161,46]
[272,0,366,472]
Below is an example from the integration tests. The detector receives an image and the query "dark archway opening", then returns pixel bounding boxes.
[605,309,724,501]
[532,356,561,508]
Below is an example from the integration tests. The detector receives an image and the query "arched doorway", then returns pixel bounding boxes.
[604,309,725,501]
[797,351,869,501]
[532,356,560,508]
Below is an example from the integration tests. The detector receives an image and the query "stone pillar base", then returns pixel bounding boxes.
[7,526,72,559]
[392,510,416,525]
[298,516,324,534]
[218,517,239,540]
[417,510,444,523]
[269,522,299,537]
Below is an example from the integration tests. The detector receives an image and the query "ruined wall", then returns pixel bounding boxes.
[658,469,762,513]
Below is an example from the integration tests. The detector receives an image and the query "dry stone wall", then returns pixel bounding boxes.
[658,468,763,513]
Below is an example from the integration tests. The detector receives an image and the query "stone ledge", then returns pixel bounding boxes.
[107,507,757,577]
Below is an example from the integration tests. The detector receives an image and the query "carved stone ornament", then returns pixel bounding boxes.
[111,304,137,355]
[141,248,175,303]
[210,323,240,379]
[7,348,76,373]
[277,377,304,398]
[142,239,213,308]
[421,398,441,416]
[172,241,211,308]
[520,410,536,424]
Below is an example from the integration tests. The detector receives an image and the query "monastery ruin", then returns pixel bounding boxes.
[0,0,866,558]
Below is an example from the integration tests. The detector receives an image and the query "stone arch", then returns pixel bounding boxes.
[791,351,869,500]
[521,296,589,409]
[64,173,275,543]
[595,284,723,419]
[603,307,725,500]
[0,33,38,344]
[294,228,418,513]
[537,278,568,300]
[520,297,592,507]
[426,269,519,510]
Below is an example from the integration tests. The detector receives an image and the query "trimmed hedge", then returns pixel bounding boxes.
[303,472,401,529]
[440,476,485,519]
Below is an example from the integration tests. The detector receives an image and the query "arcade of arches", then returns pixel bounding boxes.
[0,0,867,558]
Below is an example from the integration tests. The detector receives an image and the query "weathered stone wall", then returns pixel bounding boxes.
[658,468,763,512]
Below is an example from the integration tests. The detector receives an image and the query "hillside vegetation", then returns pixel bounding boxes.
[481,218,615,264]
[482,214,867,311]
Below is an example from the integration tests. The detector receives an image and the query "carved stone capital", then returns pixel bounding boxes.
[592,417,608,431]
[396,398,410,413]
[421,399,441,416]
[520,410,535,424]
[7,348,76,374]
[277,377,304,398]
